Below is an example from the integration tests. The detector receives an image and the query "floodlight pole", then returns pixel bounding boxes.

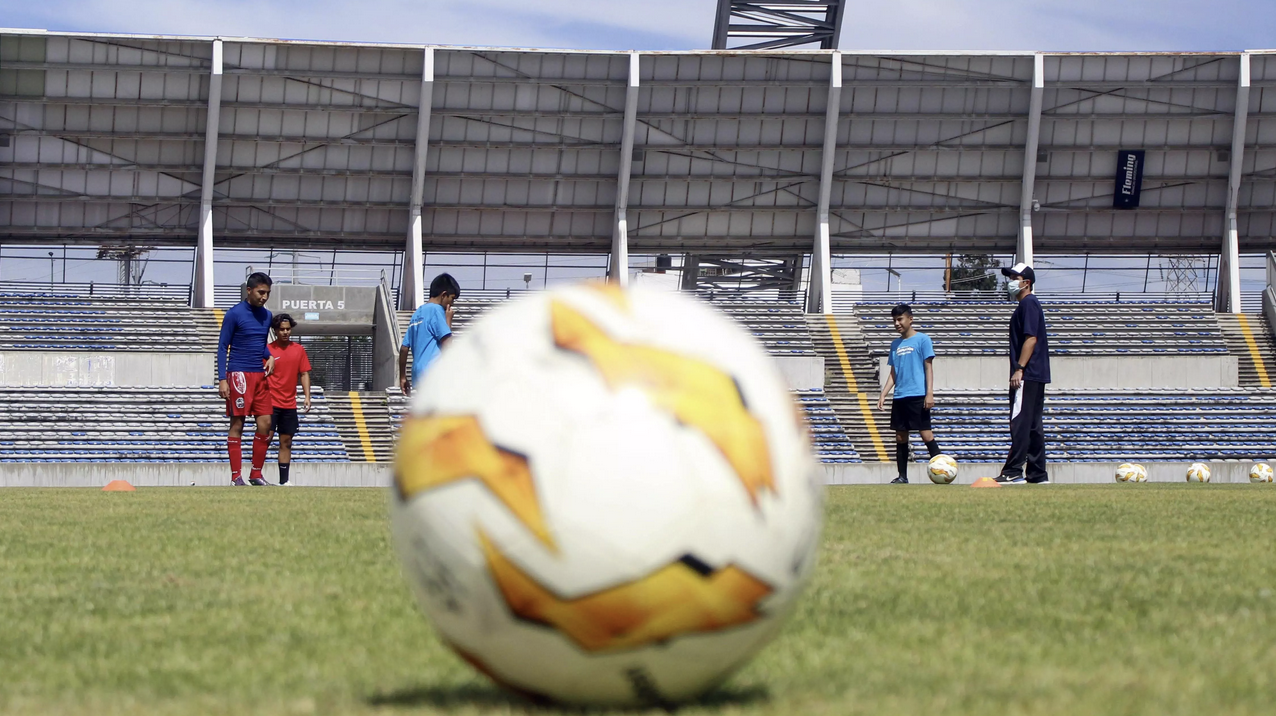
[808,51,840,314]
[1017,53,1044,269]
[192,39,222,308]
[1219,52,1250,314]
[611,52,640,287]
[402,47,435,311]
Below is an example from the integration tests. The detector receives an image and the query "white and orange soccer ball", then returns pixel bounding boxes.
[1186,462,1212,483]
[389,284,824,706]
[927,454,959,484]
[1115,463,1147,483]
[1250,463,1274,483]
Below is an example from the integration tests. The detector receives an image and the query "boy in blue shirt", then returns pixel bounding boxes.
[399,273,460,396]
[876,303,943,484]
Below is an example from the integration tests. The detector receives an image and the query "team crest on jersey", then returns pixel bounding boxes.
[231,372,247,394]
[235,398,245,409]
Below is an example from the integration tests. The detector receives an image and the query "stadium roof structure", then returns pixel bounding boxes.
[2,30,1274,310]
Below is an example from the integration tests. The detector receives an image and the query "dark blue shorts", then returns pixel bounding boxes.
[272,407,300,436]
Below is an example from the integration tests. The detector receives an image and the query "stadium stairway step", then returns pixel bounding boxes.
[324,391,394,463]
[1217,313,1276,388]
[806,315,890,462]
[193,308,223,352]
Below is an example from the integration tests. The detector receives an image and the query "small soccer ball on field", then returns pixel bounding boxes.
[1186,463,1211,483]
[1115,463,1147,483]
[927,454,958,484]
[1249,462,1274,483]
[390,284,823,707]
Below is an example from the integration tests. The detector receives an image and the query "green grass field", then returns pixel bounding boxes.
[2,485,1274,715]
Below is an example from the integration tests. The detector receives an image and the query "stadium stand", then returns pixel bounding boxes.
[385,387,861,464]
[920,388,1276,463]
[852,299,1229,357]
[0,386,347,462]
[0,292,207,351]
[396,292,817,357]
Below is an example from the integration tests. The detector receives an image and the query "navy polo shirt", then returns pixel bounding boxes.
[1009,293,1051,383]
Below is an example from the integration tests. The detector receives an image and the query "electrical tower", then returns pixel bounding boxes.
[96,245,152,285]
[712,1,847,50]
[1160,255,1207,294]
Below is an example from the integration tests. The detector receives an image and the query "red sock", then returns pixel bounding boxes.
[227,436,243,480]
[250,433,270,478]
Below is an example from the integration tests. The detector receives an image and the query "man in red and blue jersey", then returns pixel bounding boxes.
[218,272,276,486]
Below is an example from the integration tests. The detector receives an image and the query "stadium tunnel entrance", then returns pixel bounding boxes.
[263,284,400,393]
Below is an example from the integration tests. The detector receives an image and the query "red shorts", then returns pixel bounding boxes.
[226,371,272,417]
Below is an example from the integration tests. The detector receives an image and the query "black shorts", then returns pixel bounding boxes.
[889,396,932,432]
[272,407,300,436]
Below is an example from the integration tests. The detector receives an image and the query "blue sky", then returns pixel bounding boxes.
[2,0,1275,52]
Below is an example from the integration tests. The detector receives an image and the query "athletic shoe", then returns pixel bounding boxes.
[1026,477,1051,485]
[889,476,908,484]
[231,477,247,486]
[248,478,276,486]
[995,475,1026,485]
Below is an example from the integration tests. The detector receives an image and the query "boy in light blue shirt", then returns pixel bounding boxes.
[399,273,460,395]
[876,303,943,483]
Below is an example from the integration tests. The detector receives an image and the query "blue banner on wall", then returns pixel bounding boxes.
[1113,150,1145,209]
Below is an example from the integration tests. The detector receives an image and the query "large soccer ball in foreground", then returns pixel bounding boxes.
[389,284,824,706]
[1115,463,1147,483]
[1186,462,1211,483]
[927,454,958,484]
[1250,463,1274,483]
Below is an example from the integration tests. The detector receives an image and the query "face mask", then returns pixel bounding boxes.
[1006,280,1023,298]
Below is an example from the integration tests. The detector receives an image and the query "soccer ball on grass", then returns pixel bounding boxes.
[927,454,958,484]
[389,284,824,706]
[1250,463,1273,483]
[1115,463,1147,483]
[1186,463,1211,483]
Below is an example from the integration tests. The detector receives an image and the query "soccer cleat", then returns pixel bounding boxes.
[1026,477,1051,485]
[889,475,908,484]
[995,475,1026,485]
[248,478,276,486]
[232,477,247,486]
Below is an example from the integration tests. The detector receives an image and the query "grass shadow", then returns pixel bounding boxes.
[366,682,770,712]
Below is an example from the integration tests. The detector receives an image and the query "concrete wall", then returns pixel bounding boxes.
[0,352,214,387]
[1264,287,1276,339]
[372,283,401,391]
[825,461,1263,485]
[1,460,1262,487]
[774,355,824,391]
[879,354,1239,390]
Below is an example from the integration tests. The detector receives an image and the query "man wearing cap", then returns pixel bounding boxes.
[995,263,1051,484]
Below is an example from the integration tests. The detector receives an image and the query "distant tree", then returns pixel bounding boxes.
[946,254,1002,292]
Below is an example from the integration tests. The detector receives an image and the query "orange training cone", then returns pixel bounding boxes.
[102,480,136,492]
[970,477,1001,488]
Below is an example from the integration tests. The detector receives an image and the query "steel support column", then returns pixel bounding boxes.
[192,39,222,308]
[611,52,640,287]
[1219,52,1250,314]
[401,47,434,311]
[808,51,840,314]
[1017,53,1044,268]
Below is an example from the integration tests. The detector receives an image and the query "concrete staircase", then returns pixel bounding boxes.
[324,391,394,463]
[1217,313,1276,388]
[806,315,892,462]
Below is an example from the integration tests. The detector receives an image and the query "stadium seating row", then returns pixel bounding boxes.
[0,386,348,462]
[901,388,1276,463]
[397,295,818,357]
[853,300,1229,356]
[0,294,207,352]
[383,388,861,464]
